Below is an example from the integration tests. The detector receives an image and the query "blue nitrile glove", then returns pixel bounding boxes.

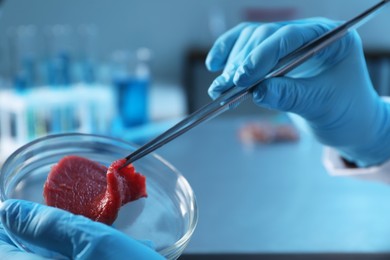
[0,199,164,260]
[206,18,390,167]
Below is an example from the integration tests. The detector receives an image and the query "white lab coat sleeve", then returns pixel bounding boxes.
[322,147,390,184]
[321,96,390,184]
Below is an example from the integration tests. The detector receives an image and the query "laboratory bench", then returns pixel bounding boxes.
[2,114,390,259]
[149,115,390,259]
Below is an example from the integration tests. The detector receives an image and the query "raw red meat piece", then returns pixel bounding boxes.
[43,155,147,225]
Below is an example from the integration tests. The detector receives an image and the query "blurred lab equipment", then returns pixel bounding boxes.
[7,25,40,90]
[77,24,99,84]
[123,0,389,166]
[0,84,115,162]
[111,48,152,128]
[366,52,390,96]
[0,21,166,163]
[43,24,75,86]
[0,24,117,163]
[238,120,299,145]
[243,7,297,22]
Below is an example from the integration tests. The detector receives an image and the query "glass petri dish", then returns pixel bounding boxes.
[0,133,198,260]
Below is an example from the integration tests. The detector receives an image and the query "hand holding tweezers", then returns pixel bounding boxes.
[123,0,390,166]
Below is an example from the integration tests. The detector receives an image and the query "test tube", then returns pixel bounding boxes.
[43,24,75,86]
[77,24,98,84]
[6,25,40,90]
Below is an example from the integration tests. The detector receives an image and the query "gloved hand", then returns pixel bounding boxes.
[0,199,164,260]
[206,18,390,167]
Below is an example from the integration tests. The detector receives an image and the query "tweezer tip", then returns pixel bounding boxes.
[119,159,132,170]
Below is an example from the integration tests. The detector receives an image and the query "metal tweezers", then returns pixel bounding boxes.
[123,0,389,166]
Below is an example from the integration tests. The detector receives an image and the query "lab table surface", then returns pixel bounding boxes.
[152,115,390,259]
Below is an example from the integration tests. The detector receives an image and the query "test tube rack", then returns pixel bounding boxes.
[0,84,116,163]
